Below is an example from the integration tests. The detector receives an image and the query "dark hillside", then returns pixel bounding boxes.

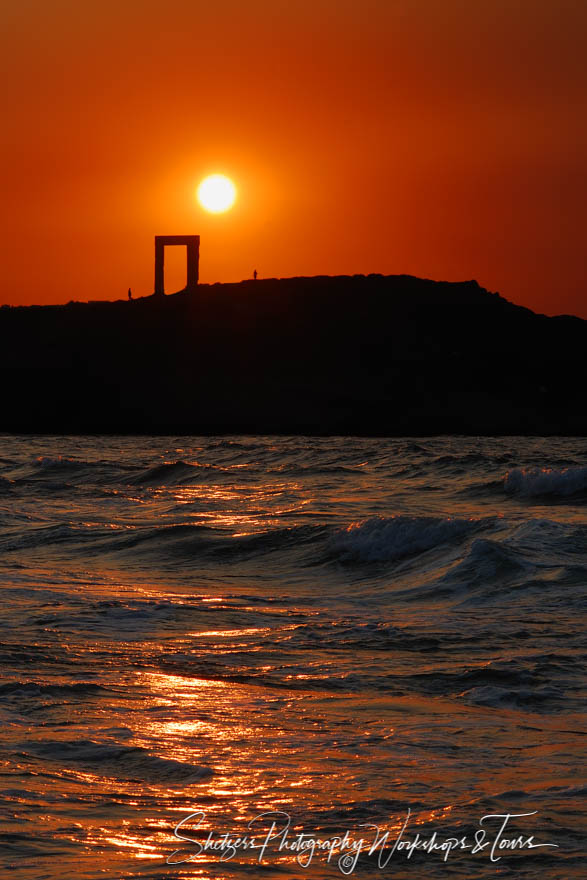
[1,275,585,434]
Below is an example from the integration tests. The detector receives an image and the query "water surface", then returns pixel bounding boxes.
[0,435,585,879]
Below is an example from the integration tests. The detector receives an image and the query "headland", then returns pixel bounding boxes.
[1,275,585,435]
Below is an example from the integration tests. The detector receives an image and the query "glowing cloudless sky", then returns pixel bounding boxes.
[1,0,586,316]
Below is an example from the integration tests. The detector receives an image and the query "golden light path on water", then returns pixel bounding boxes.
[75,663,464,873]
[29,642,576,878]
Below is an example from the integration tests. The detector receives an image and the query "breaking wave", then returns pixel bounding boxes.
[504,465,587,498]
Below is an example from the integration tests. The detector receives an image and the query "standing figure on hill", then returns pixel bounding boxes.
[253,269,258,281]
[128,288,132,300]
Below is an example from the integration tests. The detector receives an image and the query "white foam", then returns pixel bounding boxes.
[504,466,587,497]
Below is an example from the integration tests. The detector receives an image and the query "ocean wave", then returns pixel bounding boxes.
[504,465,587,498]
[278,621,443,652]
[506,518,587,559]
[397,661,540,696]
[459,477,507,497]
[330,515,484,563]
[6,456,138,490]
[441,538,531,584]
[33,456,86,472]
[0,681,108,698]
[459,684,564,711]
[100,521,326,563]
[30,456,132,476]
[96,522,217,552]
[132,460,212,485]
[431,452,514,468]
[27,596,194,637]
[0,523,88,552]
[269,463,362,476]
[22,739,213,784]
[0,476,13,494]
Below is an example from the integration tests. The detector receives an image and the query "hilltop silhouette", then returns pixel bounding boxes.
[0,275,585,435]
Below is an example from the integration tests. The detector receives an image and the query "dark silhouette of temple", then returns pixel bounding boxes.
[154,235,200,296]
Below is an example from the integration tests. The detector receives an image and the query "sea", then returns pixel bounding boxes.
[0,434,585,880]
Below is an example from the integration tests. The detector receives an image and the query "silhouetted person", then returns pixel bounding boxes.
[253,269,258,280]
[128,288,132,301]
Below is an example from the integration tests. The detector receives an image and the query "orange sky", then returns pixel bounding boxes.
[1,0,586,316]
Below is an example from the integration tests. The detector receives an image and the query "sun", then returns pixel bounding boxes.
[196,174,237,213]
